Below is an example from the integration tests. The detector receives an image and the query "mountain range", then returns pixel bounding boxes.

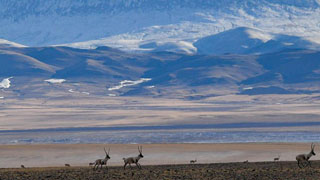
[1,0,320,99]
[0,44,319,99]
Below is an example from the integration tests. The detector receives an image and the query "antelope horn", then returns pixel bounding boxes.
[108,148,110,155]
[104,147,107,155]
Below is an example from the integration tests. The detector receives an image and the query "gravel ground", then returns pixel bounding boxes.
[1,161,320,180]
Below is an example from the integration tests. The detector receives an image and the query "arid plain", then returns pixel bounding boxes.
[1,93,320,131]
[1,92,320,180]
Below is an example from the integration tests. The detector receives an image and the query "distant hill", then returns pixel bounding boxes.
[194,27,320,55]
[0,49,55,76]
[194,27,272,55]
[0,45,319,98]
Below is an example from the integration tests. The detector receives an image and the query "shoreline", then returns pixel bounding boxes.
[1,129,320,144]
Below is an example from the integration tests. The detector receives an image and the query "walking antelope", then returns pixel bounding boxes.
[65,164,71,167]
[123,146,144,170]
[93,147,111,170]
[274,155,280,162]
[190,158,197,164]
[296,143,316,168]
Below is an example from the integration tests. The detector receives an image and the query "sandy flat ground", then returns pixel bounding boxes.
[0,143,317,168]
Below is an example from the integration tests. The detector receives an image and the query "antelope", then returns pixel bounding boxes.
[190,158,197,164]
[243,160,249,163]
[123,146,144,170]
[65,164,71,167]
[93,147,111,170]
[21,165,25,168]
[274,155,280,162]
[296,143,316,168]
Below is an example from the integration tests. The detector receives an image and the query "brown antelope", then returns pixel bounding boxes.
[21,165,25,168]
[274,155,280,162]
[296,143,316,168]
[65,164,71,167]
[93,147,111,170]
[123,146,144,170]
[190,158,197,164]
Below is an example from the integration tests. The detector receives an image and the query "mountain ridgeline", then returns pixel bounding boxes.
[0,0,320,52]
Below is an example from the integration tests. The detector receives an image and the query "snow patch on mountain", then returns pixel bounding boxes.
[145,86,155,89]
[243,87,254,90]
[108,78,151,91]
[0,77,13,88]
[140,41,197,54]
[44,79,66,84]
[68,89,75,93]
[0,39,26,48]
[68,89,90,95]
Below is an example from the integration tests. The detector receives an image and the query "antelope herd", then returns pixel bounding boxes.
[89,146,144,171]
[17,143,317,171]
[86,143,317,171]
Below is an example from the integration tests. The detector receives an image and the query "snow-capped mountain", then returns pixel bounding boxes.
[194,27,320,55]
[0,39,26,48]
[1,0,320,53]
[194,27,273,55]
